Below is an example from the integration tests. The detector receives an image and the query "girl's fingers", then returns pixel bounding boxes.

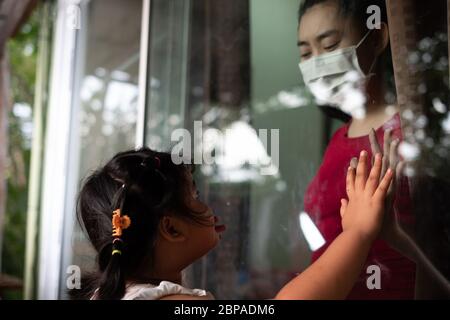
[340,199,348,218]
[355,150,368,191]
[365,153,382,195]
[373,168,394,202]
[346,165,355,197]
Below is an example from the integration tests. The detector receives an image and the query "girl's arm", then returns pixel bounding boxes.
[275,151,394,300]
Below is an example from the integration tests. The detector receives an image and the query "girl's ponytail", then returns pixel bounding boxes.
[96,186,129,300]
[96,238,125,299]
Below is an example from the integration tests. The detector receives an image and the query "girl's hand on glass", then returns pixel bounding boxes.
[340,150,394,242]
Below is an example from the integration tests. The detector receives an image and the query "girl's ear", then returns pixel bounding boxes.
[374,22,389,56]
[158,216,187,243]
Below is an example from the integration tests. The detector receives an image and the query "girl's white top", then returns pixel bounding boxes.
[90,281,214,300]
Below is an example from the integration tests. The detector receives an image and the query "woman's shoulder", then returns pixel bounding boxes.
[331,112,404,142]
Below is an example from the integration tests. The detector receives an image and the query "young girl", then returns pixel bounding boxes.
[71,146,393,300]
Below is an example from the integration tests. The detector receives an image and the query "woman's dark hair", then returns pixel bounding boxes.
[69,147,206,300]
[298,0,392,123]
[298,0,388,28]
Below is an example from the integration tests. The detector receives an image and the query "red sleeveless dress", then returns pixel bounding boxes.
[304,113,416,299]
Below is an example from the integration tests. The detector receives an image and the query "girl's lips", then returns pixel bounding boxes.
[214,224,226,233]
[214,216,226,233]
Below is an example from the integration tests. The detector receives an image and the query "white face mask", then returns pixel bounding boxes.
[299,30,376,118]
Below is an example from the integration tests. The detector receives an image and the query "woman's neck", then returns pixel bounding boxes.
[347,75,398,138]
[365,72,386,112]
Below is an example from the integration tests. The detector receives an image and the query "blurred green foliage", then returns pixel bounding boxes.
[1,8,39,299]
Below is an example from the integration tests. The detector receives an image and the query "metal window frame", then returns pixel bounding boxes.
[136,0,152,148]
[37,0,80,300]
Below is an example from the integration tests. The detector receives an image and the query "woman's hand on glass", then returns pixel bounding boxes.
[366,128,409,252]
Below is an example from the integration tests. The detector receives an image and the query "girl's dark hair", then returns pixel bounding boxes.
[69,147,205,300]
[298,0,391,123]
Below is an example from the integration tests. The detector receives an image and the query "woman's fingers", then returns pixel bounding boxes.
[373,168,394,202]
[346,165,355,197]
[387,159,404,196]
[396,160,405,181]
[355,151,368,191]
[369,129,381,165]
[365,153,383,195]
[381,129,392,176]
[350,157,358,169]
[386,139,400,194]
[389,138,400,170]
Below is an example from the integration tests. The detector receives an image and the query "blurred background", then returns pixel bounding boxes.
[0,0,448,299]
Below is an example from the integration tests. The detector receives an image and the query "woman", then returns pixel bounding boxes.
[297,0,416,299]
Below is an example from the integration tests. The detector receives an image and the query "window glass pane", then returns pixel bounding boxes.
[145,0,450,299]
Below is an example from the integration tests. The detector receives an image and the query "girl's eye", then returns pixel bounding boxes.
[195,190,200,199]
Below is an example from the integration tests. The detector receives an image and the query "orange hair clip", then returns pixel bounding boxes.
[112,209,131,237]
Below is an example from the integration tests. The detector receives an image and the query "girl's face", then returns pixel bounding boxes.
[141,169,225,281]
[181,172,225,260]
[297,0,376,75]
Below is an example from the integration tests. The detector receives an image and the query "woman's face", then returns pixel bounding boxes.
[297,0,376,75]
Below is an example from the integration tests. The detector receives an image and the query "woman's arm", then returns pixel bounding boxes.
[275,151,394,300]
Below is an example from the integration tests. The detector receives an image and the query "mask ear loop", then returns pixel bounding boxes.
[356,29,378,77]
[356,29,374,48]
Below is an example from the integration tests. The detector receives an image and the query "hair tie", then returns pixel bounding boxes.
[112,249,122,256]
[112,209,131,237]
[113,238,123,244]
